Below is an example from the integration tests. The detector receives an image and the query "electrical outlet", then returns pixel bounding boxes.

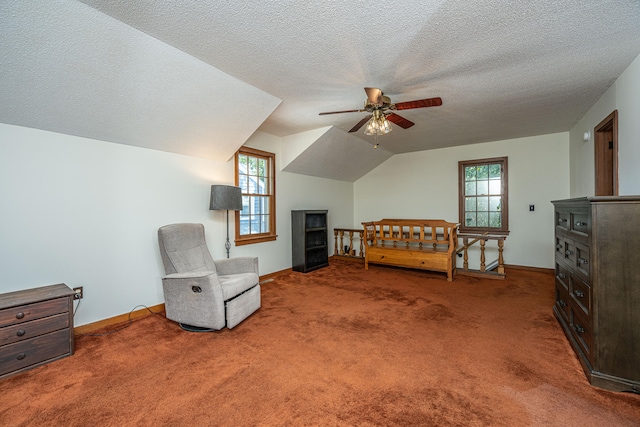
[73,286,83,300]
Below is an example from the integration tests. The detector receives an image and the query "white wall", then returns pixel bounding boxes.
[570,53,640,196]
[617,54,640,195]
[354,133,570,269]
[0,125,353,326]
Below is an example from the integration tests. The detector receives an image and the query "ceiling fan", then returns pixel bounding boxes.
[319,87,442,134]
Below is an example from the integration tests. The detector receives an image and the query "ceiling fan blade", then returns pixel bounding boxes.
[386,113,415,129]
[364,87,383,105]
[394,97,442,110]
[319,109,364,115]
[349,115,372,133]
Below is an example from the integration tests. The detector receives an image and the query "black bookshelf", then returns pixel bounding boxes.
[291,210,328,273]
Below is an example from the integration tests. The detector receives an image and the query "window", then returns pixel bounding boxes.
[235,147,276,245]
[458,157,509,235]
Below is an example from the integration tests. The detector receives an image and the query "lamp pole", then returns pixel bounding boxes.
[225,210,231,258]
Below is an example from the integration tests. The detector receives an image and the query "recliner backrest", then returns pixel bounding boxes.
[158,223,217,275]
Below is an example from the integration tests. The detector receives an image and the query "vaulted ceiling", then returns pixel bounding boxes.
[2,1,640,180]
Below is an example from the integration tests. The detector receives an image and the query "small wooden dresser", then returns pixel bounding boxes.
[0,283,75,379]
[552,197,640,392]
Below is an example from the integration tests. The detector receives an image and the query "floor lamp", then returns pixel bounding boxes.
[210,185,243,258]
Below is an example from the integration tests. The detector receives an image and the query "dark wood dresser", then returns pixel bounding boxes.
[0,283,75,379]
[552,196,640,392]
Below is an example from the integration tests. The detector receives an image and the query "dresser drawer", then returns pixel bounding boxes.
[0,313,69,346]
[569,209,590,238]
[558,236,576,266]
[569,274,591,317]
[555,235,567,262]
[0,298,69,327]
[555,209,570,232]
[570,307,592,360]
[555,285,570,324]
[0,328,71,377]
[574,242,590,280]
[555,262,570,291]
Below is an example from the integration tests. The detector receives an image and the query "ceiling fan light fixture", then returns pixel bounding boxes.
[364,110,392,136]
[319,87,441,134]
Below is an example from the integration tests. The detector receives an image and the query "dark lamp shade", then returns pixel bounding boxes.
[210,185,242,211]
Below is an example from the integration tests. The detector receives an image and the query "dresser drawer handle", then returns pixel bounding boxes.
[16,329,26,337]
[16,353,26,360]
[558,299,567,308]
[565,250,573,256]
[15,312,25,319]
[574,324,585,334]
[558,218,567,223]
[556,244,563,250]
[557,273,567,280]
[575,221,587,227]
[578,258,589,265]
[573,290,584,298]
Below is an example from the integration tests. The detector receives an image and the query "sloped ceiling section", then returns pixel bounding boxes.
[282,127,393,182]
[0,1,281,162]
[74,0,640,157]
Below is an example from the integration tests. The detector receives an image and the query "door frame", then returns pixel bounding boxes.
[594,110,618,196]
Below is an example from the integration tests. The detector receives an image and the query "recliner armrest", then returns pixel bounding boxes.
[214,257,259,276]
[162,271,216,280]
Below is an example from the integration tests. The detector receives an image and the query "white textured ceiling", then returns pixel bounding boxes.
[283,127,393,182]
[2,1,640,178]
[0,1,280,162]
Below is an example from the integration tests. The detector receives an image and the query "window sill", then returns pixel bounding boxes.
[235,235,278,246]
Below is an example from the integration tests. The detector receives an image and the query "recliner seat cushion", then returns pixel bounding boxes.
[219,273,260,301]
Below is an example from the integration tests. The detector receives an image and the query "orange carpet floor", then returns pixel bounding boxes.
[1,258,639,426]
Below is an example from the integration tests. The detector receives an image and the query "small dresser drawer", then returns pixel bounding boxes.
[569,274,591,317]
[0,328,71,377]
[569,210,590,238]
[555,235,567,262]
[0,313,69,346]
[0,298,69,327]
[556,210,570,232]
[574,242,590,280]
[570,307,593,360]
[560,237,576,266]
[555,262,570,291]
[555,285,570,324]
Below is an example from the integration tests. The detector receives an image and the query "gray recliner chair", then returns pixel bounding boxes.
[157,223,261,331]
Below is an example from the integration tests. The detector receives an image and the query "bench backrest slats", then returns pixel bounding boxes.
[362,219,459,253]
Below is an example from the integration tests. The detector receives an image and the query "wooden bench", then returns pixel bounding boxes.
[362,219,459,281]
